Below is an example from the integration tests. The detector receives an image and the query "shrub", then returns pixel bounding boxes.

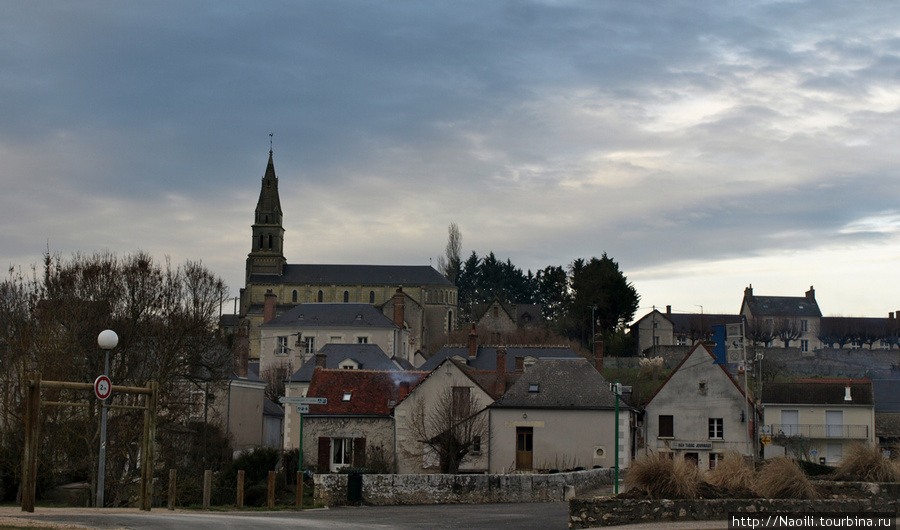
[625,452,701,499]
[834,443,900,482]
[753,456,819,499]
[706,451,755,491]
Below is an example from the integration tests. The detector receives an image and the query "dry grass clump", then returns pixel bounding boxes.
[753,456,819,499]
[705,451,755,491]
[834,443,900,482]
[625,452,701,499]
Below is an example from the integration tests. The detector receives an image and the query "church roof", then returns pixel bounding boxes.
[250,263,453,286]
[262,303,397,329]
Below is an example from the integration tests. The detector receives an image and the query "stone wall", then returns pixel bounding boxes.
[314,467,614,506]
[569,482,900,528]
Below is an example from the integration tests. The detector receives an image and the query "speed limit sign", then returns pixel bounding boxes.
[94,375,112,401]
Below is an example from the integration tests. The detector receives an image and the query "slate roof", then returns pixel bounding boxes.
[421,345,580,372]
[249,264,453,286]
[288,344,402,383]
[644,343,753,409]
[304,369,428,416]
[761,380,874,406]
[262,303,397,329]
[875,413,900,437]
[667,313,744,334]
[872,380,900,413]
[490,358,619,410]
[263,398,284,418]
[743,295,822,318]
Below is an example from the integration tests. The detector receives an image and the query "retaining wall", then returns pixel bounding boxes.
[314,467,614,506]
[569,482,900,528]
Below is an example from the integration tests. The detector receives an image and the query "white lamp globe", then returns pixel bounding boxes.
[97,329,119,350]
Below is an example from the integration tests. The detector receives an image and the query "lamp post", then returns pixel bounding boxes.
[96,329,118,508]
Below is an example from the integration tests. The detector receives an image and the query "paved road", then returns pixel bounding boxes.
[0,503,573,530]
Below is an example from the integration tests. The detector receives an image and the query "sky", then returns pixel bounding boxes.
[3,1,900,321]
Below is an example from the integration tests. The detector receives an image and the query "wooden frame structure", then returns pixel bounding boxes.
[21,373,158,512]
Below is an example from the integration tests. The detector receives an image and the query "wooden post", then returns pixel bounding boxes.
[21,373,40,513]
[296,471,303,508]
[203,470,212,509]
[167,469,176,510]
[140,381,157,511]
[267,470,275,509]
[236,470,244,508]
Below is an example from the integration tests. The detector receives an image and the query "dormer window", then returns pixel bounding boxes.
[342,392,352,401]
[528,383,540,393]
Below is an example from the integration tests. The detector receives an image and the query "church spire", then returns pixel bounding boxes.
[246,146,286,279]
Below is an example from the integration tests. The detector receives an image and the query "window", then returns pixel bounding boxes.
[317,290,323,303]
[472,435,482,454]
[369,291,375,304]
[653,336,660,346]
[343,290,349,303]
[709,418,723,439]
[357,337,368,344]
[658,415,674,438]
[528,383,540,393]
[332,438,353,468]
[800,339,809,352]
[292,290,298,303]
[698,380,707,395]
[277,336,289,355]
[676,336,687,346]
[342,392,352,401]
[801,319,808,332]
[330,335,342,343]
[709,453,722,470]
[303,336,315,354]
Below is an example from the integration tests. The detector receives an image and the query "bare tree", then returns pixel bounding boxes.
[407,386,489,474]
[746,318,776,347]
[773,317,803,347]
[259,359,293,403]
[436,222,462,283]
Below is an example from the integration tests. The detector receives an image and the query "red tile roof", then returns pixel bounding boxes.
[305,369,428,415]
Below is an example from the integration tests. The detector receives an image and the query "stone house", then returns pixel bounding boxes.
[630,306,743,356]
[300,368,427,473]
[257,300,411,376]
[393,353,520,474]
[760,379,874,464]
[740,285,822,351]
[642,343,755,469]
[488,358,633,473]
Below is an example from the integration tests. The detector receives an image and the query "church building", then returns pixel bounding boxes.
[238,150,458,362]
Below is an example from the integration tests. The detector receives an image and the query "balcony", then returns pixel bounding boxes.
[766,423,869,440]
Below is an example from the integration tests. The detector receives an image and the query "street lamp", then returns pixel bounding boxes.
[96,329,118,508]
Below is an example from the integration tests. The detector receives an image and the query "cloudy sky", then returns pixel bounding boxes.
[3,1,900,320]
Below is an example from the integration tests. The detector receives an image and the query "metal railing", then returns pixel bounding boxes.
[766,423,869,439]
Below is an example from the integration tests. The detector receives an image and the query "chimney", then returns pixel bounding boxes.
[515,355,525,372]
[745,284,753,298]
[594,340,604,372]
[495,347,507,395]
[398,381,410,401]
[315,352,327,370]
[264,289,277,324]
[467,322,478,359]
[806,286,816,301]
[844,383,852,402]
[666,305,671,317]
[393,287,405,327]
[890,312,895,320]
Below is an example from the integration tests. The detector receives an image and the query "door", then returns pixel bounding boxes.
[516,427,533,470]
[825,410,843,438]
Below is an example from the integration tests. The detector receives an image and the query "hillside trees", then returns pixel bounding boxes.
[0,251,231,504]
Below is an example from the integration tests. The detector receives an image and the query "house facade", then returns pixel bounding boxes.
[488,358,632,473]
[257,301,410,375]
[642,343,754,468]
[761,379,874,464]
[740,285,822,352]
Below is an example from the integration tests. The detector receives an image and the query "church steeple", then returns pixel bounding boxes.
[246,148,286,279]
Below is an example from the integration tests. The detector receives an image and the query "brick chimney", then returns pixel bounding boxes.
[745,284,753,298]
[315,352,327,370]
[393,287,405,327]
[264,289,277,324]
[495,347,507,395]
[467,322,478,359]
[594,339,604,372]
[666,305,671,317]
[398,381,410,402]
[806,286,816,301]
[515,355,524,372]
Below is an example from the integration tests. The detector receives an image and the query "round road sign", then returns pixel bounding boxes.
[94,375,112,401]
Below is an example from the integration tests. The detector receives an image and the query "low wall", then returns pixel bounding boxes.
[314,467,614,506]
[569,482,900,528]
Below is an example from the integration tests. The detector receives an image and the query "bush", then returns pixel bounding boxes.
[625,452,701,499]
[706,451,755,491]
[753,456,819,499]
[834,443,900,482]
